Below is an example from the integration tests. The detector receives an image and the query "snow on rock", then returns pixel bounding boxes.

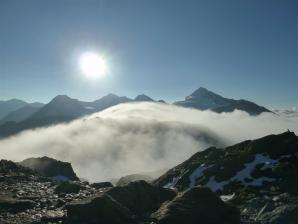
[206,176,229,192]
[220,193,235,202]
[164,170,189,190]
[205,154,278,192]
[163,176,180,189]
[189,164,213,188]
[231,154,276,181]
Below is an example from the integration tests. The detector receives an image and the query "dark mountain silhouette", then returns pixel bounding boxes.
[0,99,28,119]
[30,95,87,120]
[0,105,42,125]
[81,93,132,112]
[0,99,44,120]
[0,96,88,138]
[174,87,271,115]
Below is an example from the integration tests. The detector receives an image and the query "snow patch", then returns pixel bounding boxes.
[189,164,213,188]
[206,154,277,192]
[164,170,189,190]
[220,193,235,202]
[163,176,180,189]
[206,176,229,191]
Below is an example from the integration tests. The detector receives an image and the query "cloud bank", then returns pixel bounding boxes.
[0,102,297,182]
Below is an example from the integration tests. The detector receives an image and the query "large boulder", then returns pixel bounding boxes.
[151,187,240,224]
[65,181,176,223]
[106,180,176,218]
[65,193,136,224]
[19,156,79,181]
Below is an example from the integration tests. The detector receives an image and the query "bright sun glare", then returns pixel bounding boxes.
[79,52,107,79]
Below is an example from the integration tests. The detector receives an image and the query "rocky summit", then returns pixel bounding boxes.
[0,158,239,224]
[154,131,298,223]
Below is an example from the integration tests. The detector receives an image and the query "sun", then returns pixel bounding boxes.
[79,52,107,79]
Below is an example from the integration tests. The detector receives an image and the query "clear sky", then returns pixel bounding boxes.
[0,0,297,108]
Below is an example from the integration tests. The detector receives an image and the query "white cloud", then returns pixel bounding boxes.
[0,102,297,182]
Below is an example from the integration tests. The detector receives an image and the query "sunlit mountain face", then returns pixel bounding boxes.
[0,0,297,223]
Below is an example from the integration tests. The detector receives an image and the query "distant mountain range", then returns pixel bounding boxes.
[0,87,272,138]
[0,99,44,121]
[0,93,155,137]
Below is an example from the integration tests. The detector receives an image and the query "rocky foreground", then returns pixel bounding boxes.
[0,132,297,223]
[0,159,239,224]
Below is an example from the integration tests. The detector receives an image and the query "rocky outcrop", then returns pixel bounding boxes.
[19,156,79,181]
[107,180,176,218]
[151,187,240,224]
[154,132,298,223]
[0,159,105,224]
[154,132,298,193]
[65,193,136,224]
[66,181,176,223]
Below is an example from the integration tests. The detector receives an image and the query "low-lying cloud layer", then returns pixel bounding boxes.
[0,102,297,182]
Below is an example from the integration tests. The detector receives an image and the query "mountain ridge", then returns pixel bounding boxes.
[0,87,272,138]
[175,87,272,115]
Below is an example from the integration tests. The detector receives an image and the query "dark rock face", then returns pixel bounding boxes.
[19,156,79,181]
[66,193,136,224]
[107,181,176,218]
[152,187,240,224]
[66,181,176,224]
[241,193,298,223]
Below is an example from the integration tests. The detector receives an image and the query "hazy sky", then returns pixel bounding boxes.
[0,0,297,108]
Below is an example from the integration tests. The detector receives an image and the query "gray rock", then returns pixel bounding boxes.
[152,187,240,224]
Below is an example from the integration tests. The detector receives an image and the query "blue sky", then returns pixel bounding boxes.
[0,0,297,108]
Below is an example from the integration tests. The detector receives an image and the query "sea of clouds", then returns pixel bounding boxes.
[0,102,297,182]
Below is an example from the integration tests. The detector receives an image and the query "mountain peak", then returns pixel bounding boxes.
[100,93,119,100]
[187,87,223,100]
[51,95,73,102]
[30,95,85,120]
[134,94,154,102]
